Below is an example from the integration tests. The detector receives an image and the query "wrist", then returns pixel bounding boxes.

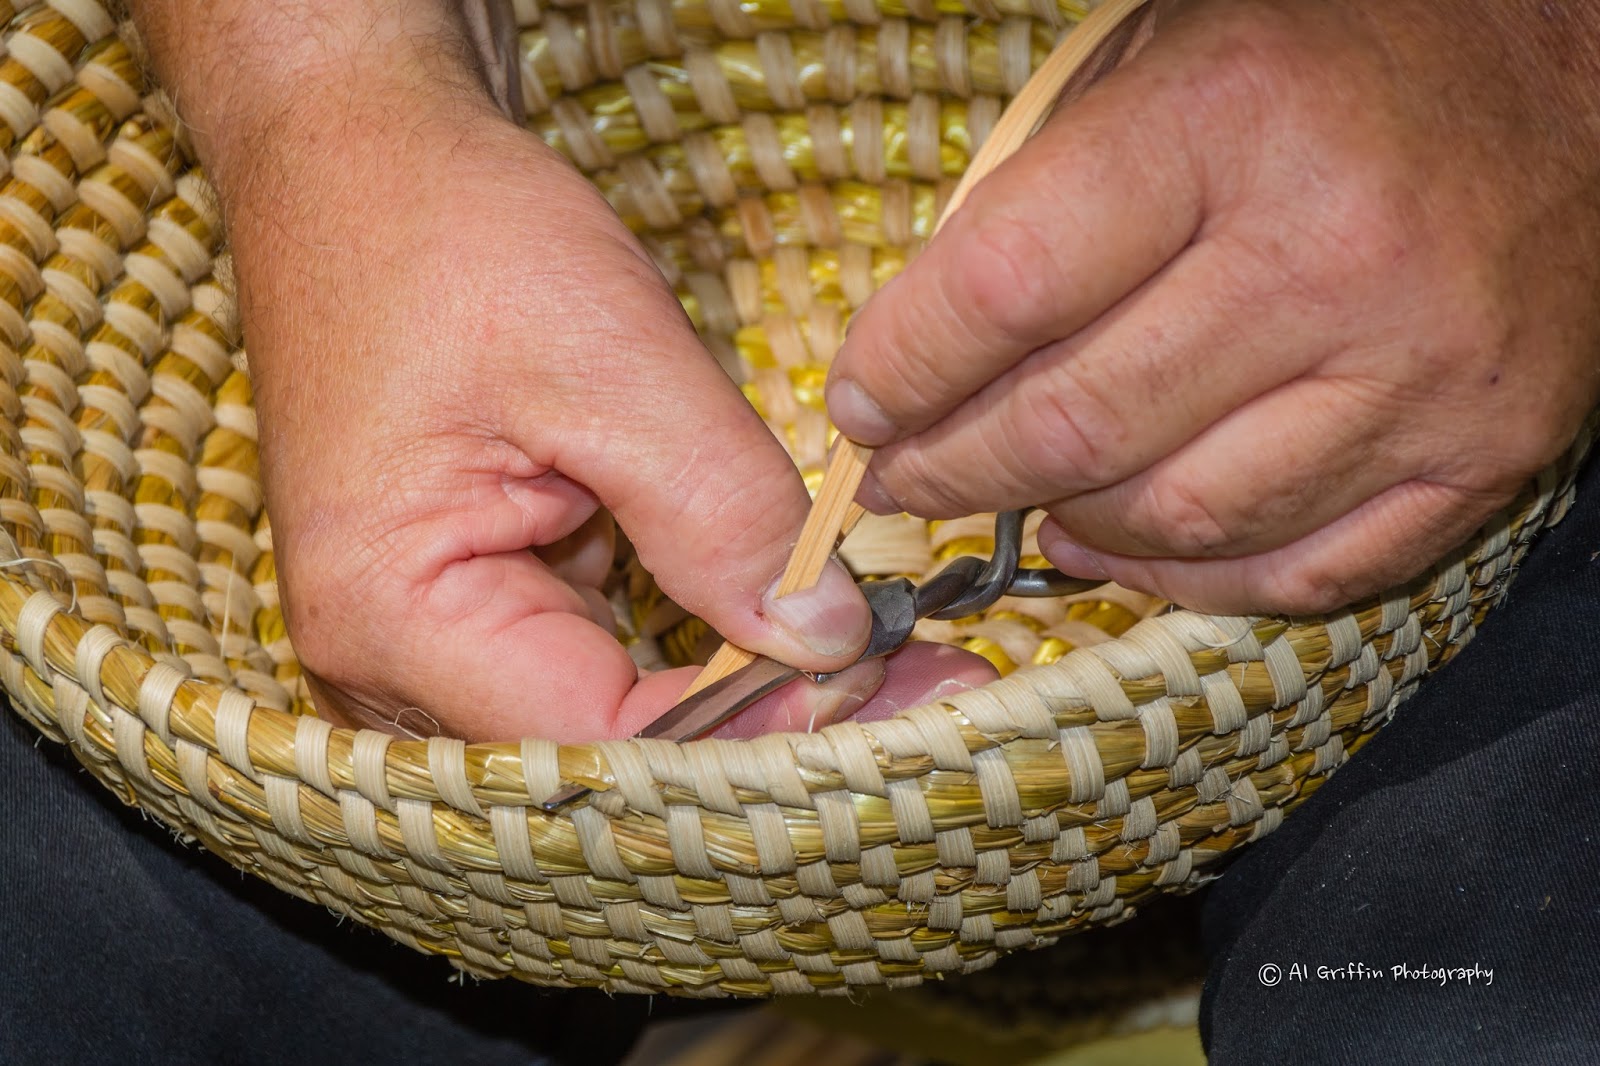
[127,0,504,210]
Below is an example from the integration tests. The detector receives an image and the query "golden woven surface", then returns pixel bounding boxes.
[0,0,1590,997]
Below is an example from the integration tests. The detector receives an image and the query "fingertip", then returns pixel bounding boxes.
[752,558,872,670]
[826,377,899,447]
[855,469,899,515]
[1037,520,1111,580]
[850,642,1000,724]
[447,612,642,742]
[615,666,699,734]
[710,658,887,739]
[572,585,618,632]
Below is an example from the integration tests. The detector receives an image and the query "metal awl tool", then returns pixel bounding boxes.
[541,509,1105,811]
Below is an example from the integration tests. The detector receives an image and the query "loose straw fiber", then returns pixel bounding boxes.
[0,0,1589,1000]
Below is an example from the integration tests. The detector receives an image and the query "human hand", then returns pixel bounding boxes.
[827,0,1600,615]
[133,0,904,741]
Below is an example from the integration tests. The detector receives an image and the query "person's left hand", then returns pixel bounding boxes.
[826,0,1600,615]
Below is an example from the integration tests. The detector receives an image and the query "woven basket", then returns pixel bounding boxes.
[0,0,1589,998]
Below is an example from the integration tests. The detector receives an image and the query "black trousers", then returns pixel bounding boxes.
[1200,450,1600,1063]
[5,460,1600,1065]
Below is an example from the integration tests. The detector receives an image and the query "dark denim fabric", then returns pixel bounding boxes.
[1201,452,1600,1064]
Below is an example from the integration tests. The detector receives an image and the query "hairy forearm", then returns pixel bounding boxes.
[123,0,499,204]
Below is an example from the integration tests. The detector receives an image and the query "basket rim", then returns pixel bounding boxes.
[4,419,1585,817]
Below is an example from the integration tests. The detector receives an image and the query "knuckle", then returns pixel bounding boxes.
[1256,161,1425,307]
[960,208,1065,346]
[1327,187,1425,289]
[1166,4,1304,142]
[874,442,974,519]
[852,305,976,421]
[1172,18,1433,299]
[1286,126,1443,303]
[651,476,786,605]
[275,534,399,686]
[1129,477,1236,556]
[1257,559,1364,617]
[1013,372,1127,489]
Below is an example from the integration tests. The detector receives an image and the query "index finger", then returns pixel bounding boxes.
[824,50,1206,448]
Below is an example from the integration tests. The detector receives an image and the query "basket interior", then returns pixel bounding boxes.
[431,0,1167,714]
[0,0,1157,725]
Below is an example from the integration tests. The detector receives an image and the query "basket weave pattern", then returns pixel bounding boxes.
[0,0,1588,996]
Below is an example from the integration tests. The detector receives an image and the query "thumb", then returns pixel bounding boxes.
[554,318,872,674]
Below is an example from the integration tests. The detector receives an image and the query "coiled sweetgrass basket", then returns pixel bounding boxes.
[0,0,1588,998]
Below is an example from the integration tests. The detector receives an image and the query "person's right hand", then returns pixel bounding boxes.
[141,1,895,741]
[825,0,1600,616]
